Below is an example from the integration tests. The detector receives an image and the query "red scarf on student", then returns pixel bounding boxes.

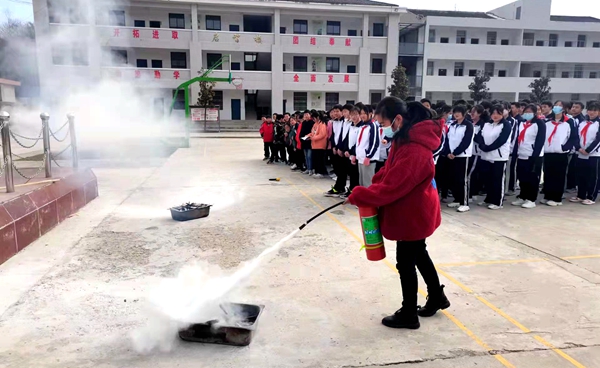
[548,115,568,144]
[518,122,533,145]
[581,121,593,146]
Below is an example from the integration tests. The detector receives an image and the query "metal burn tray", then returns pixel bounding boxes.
[170,203,211,221]
[178,303,264,346]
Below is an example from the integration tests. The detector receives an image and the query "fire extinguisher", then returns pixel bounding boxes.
[358,206,386,261]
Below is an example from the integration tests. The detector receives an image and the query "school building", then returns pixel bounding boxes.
[32,0,600,121]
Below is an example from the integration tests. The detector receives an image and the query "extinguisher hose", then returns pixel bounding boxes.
[298,201,345,231]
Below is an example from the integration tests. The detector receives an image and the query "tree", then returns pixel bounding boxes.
[195,70,217,127]
[529,76,551,103]
[0,12,38,97]
[468,71,491,103]
[388,64,410,100]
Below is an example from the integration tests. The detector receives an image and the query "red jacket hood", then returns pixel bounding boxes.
[405,120,442,152]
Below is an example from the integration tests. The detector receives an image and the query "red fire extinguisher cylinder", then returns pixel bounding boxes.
[357,206,386,261]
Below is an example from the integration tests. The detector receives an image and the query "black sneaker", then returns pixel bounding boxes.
[262,157,269,161]
[338,190,350,199]
[267,160,274,165]
[382,308,420,329]
[324,188,341,197]
[418,285,451,317]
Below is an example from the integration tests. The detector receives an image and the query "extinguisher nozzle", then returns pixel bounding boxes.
[299,223,307,231]
[269,178,281,182]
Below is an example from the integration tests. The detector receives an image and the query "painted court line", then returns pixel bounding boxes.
[288,176,587,368]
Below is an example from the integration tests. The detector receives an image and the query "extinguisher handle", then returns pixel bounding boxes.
[299,201,345,230]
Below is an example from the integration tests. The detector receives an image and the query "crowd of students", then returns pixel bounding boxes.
[259,97,600,211]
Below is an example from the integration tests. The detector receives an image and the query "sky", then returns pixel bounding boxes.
[1,0,600,22]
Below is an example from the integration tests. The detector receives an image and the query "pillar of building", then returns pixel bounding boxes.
[87,3,102,82]
[189,4,202,101]
[271,10,283,114]
[385,13,400,94]
[358,13,370,103]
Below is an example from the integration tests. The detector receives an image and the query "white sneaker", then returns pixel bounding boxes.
[546,200,562,207]
[313,174,324,179]
[582,199,596,205]
[511,198,526,206]
[457,205,470,213]
[570,197,583,203]
[308,171,314,176]
[302,170,310,175]
[488,204,503,210]
[540,199,548,204]
[447,202,461,208]
[521,200,536,209]
[505,190,516,196]
[478,202,490,207]
[290,164,297,170]
[331,175,337,181]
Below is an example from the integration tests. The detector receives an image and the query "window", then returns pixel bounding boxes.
[591,72,598,79]
[169,13,185,29]
[326,57,340,73]
[294,92,308,111]
[134,20,146,27]
[452,92,463,103]
[371,93,382,104]
[565,41,572,47]
[293,56,307,72]
[549,34,558,47]
[427,61,434,76]
[438,69,447,76]
[347,65,356,73]
[109,10,125,26]
[231,62,241,70]
[547,64,556,78]
[574,64,583,78]
[536,40,544,46]
[561,71,570,78]
[454,62,464,77]
[348,29,357,36]
[371,58,383,73]
[327,21,341,36]
[501,39,509,45]
[325,93,339,111]
[571,94,581,101]
[72,44,88,65]
[230,25,240,32]
[280,27,286,34]
[456,30,466,44]
[206,15,221,31]
[372,23,384,37]
[172,90,185,110]
[111,49,127,65]
[170,52,187,69]
[484,62,494,76]
[440,37,449,44]
[523,33,534,46]
[516,6,521,19]
[533,70,542,78]
[244,53,257,70]
[468,69,478,77]
[207,53,222,70]
[577,35,586,48]
[594,42,600,48]
[471,38,479,44]
[293,20,308,34]
[282,63,286,72]
[136,59,148,68]
[498,70,507,77]
[346,100,355,105]
[213,91,223,110]
[151,59,162,68]
[429,29,436,43]
[487,31,497,45]
[149,21,161,28]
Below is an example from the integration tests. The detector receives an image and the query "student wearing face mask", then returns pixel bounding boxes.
[445,105,475,213]
[571,101,600,205]
[468,105,489,199]
[512,104,546,208]
[566,101,586,193]
[541,101,577,206]
[346,97,448,330]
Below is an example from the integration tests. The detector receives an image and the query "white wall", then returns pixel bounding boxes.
[209,89,246,120]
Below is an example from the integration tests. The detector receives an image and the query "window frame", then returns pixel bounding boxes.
[134,20,146,27]
[326,21,341,36]
[549,34,558,47]
[487,31,497,45]
[456,30,466,44]
[440,37,449,44]
[523,32,534,46]
[149,20,161,28]
[293,19,308,35]
[326,57,340,73]
[230,24,240,32]
[428,29,436,43]
[293,56,308,72]
[438,68,447,76]
[294,92,308,111]
[109,10,126,27]
[372,23,384,37]
[565,41,573,47]
[347,65,356,73]
[170,52,187,69]
[206,53,222,70]
[426,61,434,76]
[454,62,464,77]
[561,71,570,78]
[577,35,586,48]
[213,90,224,110]
[468,69,478,77]
[168,13,185,29]
[206,15,221,31]
[348,29,357,37]
[151,59,163,68]
[136,59,148,68]
[325,92,340,111]
[371,58,383,74]
[501,39,509,45]
[471,38,479,44]
[498,70,507,77]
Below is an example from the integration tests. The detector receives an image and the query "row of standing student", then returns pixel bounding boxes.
[433,99,600,212]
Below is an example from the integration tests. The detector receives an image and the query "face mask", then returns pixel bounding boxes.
[552,106,563,114]
[522,113,534,121]
[383,126,395,137]
[448,114,453,120]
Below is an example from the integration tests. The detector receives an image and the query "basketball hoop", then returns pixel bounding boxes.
[232,78,243,90]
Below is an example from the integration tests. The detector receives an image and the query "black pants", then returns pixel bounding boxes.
[544,153,569,202]
[333,156,348,192]
[508,155,518,192]
[576,157,600,201]
[375,159,386,173]
[312,149,327,175]
[287,146,295,164]
[263,142,272,158]
[450,157,469,206]
[396,240,442,312]
[566,154,578,190]
[436,156,451,199]
[348,159,359,191]
[468,155,482,198]
[516,157,543,202]
[295,147,306,170]
[480,160,507,206]
[277,144,287,162]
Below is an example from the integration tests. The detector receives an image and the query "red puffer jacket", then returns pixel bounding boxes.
[259,122,274,142]
[348,120,442,241]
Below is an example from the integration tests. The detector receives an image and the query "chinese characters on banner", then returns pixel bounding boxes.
[345,38,351,46]
[113,29,120,37]
[172,31,179,39]
[154,70,161,79]
[134,70,141,78]
[152,30,159,39]
[344,74,350,83]
[328,75,334,83]
[293,74,299,82]
[310,37,316,45]
[293,36,299,44]
[133,29,140,38]
[173,71,180,79]
[310,74,316,82]
[329,38,335,46]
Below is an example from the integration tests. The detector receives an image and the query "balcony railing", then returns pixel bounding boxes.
[399,42,424,55]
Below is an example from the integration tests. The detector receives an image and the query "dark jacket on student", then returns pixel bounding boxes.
[299,119,315,150]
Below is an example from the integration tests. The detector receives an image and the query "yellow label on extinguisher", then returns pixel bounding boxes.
[361,215,383,245]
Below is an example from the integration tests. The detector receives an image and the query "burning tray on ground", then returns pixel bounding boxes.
[178,303,265,346]
[170,203,211,221]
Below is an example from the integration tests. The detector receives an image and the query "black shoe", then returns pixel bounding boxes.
[324,188,341,197]
[418,285,451,317]
[382,308,420,329]
[263,157,269,161]
[338,189,351,199]
[267,160,274,165]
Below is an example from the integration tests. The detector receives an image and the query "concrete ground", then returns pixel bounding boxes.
[1,138,600,368]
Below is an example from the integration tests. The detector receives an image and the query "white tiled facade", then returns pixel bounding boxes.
[32,0,401,120]
[403,0,600,104]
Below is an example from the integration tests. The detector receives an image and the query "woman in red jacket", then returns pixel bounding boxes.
[347,97,450,330]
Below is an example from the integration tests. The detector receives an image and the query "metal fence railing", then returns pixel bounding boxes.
[0,111,78,193]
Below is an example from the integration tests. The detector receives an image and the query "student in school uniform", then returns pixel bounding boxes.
[328,105,344,185]
[344,106,362,194]
[476,105,513,210]
[420,98,432,110]
[376,124,392,173]
[446,105,475,213]
[468,105,489,199]
[354,104,380,187]
[436,104,453,202]
[299,110,315,175]
[309,112,329,178]
[570,101,600,205]
[541,101,554,120]
[293,117,306,172]
[566,101,586,192]
[511,104,547,209]
[542,101,577,206]
[326,105,353,197]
